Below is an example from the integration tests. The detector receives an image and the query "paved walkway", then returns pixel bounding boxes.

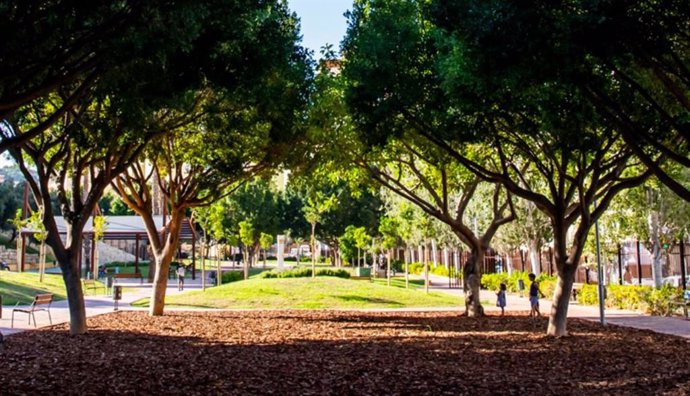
[0,276,205,336]
[2,272,689,340]
[423,273,690,339]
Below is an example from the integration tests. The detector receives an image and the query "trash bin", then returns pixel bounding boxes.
[113,285,123,311]
[355,267,371,277]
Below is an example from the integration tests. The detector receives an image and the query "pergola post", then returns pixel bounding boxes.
[135,234,140,274]
[192,227,197,281]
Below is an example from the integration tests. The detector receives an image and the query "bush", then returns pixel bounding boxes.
[577,284,599,305]
[430,265,449,277]
[299,256,312,263]
[408,262,425,275]
[221,271,243,283]
[315,268,350,279]
[481,273,508,291]
[641,285,682,316]
[258,267,351,279]
[607,285,647,310]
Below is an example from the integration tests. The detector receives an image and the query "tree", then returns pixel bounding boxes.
[0,1,239,152]
[343,0,651,335]
[379,216,400,286]
[259,232,274,268]
[238,220,256,279]
[220,179,282,270]
[111,0,311,317]
[303,192,338,276]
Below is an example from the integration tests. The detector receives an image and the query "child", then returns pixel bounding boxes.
[496,282,507,315]
[528,273,544,318]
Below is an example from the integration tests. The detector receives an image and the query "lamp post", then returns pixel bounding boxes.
[594,200,606,326]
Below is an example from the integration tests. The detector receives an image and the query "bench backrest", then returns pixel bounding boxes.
[114,273,141,278]
[33,294,53,307]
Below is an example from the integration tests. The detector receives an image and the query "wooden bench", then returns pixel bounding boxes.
[351,276,372,281]
[11,293,53,328]
[671,295,690,319]
[113,273,144,284]
[82,279,106,295]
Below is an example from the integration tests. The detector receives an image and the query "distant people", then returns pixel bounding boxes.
[528,273,544,318]
[0,260,9,271]
[496,282,507,315]
[177,264,186,291]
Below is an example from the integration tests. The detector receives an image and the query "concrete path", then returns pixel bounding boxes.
[423,273,690,339]
[0,275,205,336]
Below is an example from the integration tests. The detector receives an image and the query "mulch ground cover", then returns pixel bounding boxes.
[1,310,689,395]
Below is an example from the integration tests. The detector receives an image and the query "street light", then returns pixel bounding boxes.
[594,200,606,326]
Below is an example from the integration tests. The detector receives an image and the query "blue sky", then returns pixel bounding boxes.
[288,0,353,59]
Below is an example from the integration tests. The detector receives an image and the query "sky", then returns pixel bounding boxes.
[288,0,353,59]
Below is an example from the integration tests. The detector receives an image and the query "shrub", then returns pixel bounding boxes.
[641,285,682,316]
[481,273,508,291]
[577,284,599,305]
[315,268,350,279]
[408,262,425,275]
[430,265,449,277]
[258,267,350,279]
[221,271,243,283]
[299,256,312,263]
[607,285,647,310]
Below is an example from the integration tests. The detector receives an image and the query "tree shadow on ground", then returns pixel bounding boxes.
[0,311,688,395]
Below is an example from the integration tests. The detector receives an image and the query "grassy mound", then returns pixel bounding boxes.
[134,276,461,309]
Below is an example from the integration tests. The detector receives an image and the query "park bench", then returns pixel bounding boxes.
[351,276,372,281]
[671,291,690,319]
[113,273,144,284]
[11,293,53,328]
[82,279,106,295]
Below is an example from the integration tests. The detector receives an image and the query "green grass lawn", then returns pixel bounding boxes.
[371,277,425,289]
[133,276,462,309]
[0,272,68,305]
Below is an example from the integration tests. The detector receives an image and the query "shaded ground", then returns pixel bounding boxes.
[1,311,689,395]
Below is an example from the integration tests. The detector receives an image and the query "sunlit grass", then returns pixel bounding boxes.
[0,271,69,305]
[133,276,462,309]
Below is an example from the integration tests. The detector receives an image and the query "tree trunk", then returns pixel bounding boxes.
[649,211,663,288]
[462,248,485,317]
[149,256,171,316]
[60,251,88,335]
[529,240,540,275]
[149,211,184,316]
[547,266,576,336]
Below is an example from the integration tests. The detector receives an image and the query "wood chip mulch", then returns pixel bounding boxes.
[1,310,689,395]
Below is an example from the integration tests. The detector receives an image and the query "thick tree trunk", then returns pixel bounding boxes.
[60,252,87,335]
[149,256,171,316]
[462,248,485,317]
[547,266,576,336]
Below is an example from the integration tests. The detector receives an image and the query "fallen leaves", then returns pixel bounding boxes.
[0,311,688,395]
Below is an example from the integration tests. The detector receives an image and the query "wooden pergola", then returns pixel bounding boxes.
[19,215,198,279]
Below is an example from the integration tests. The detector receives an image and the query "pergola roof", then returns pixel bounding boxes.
[22,215,197,241]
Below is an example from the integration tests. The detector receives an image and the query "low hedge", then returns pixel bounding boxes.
[259,267,350,279]
[577,284,682,316]
[221,271,243,283]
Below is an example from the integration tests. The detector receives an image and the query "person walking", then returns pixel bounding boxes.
[496,282,507,315]
[177,264,186,291]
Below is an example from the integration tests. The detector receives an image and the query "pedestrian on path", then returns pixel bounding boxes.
[496,283,507,315]
[528,273,544,318]
[177,264,186,291]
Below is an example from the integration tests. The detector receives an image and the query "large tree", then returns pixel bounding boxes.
[6,0,312,332]
[433,0,690,201]
[113,1,312,315]
[0,1,219,151]
[343,0,653,335]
